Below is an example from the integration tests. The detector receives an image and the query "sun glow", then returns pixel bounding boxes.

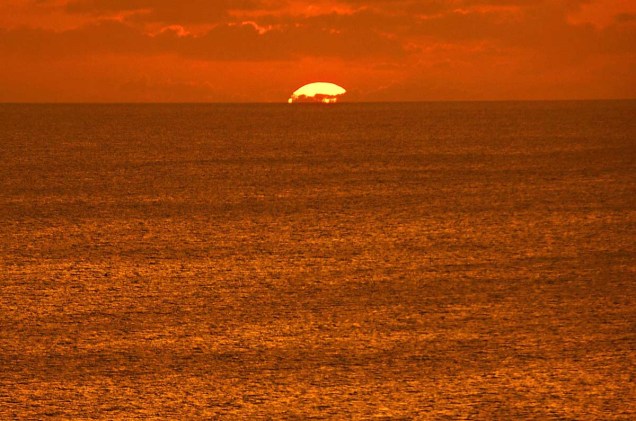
[288,82,347,104]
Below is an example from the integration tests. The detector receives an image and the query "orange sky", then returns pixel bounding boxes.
[1,0,634,102]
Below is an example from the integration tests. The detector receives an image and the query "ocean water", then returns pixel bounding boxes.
[1,101,634,418]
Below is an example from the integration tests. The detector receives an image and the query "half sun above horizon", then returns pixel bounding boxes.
[288,82,347,104]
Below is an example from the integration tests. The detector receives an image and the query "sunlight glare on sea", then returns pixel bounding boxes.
[1,101,634,418]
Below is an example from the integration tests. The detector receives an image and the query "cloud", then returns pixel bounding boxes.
[2,1,634,61]
[0,17,405,61]
[65,0,277,23]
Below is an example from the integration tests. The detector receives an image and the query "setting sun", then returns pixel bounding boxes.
[288,82,347,104]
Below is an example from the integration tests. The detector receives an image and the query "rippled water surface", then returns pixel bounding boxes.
[1,102,635,418]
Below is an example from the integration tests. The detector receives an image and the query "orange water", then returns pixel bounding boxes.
[1,102,634,418]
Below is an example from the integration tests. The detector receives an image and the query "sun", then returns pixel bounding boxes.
[288,82,347,104]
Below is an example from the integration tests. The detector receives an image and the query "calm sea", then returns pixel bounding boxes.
[1,102,635,418]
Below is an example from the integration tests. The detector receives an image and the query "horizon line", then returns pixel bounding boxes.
[1,98,635,105]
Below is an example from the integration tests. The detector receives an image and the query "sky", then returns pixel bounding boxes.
[0,0,634,102]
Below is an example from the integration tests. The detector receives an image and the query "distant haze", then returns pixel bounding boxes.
[1,0,635,102]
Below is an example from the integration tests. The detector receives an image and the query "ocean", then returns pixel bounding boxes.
[1,101,634,418]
